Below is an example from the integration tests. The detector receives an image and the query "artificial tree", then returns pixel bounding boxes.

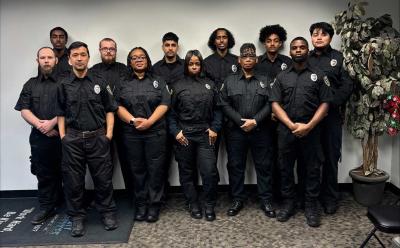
[333,0,400,177]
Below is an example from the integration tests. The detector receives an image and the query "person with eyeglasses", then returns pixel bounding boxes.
[90,38,132,199]
[168,50,222,221]
[218,43,275,218]
[115,47,170,223]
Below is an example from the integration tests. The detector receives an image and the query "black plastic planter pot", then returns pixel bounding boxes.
[349,169,390,207]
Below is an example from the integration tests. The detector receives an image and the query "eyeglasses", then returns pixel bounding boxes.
[130,56,147,61]
[100,47,116,52]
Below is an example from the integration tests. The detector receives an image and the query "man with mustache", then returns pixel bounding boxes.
[91,38,131,195]
[15,47,63,225]
[255,24,293,203]
[56,41,119,237]
[50,27,71,77]
[152,32,185,203]
[219,43,275,219]
[255,24,292,78]
[270,37,332,227]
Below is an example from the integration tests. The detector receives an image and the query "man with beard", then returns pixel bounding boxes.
[255,24,292,78]
[270,37,332,227]
[90,38,131,196]
[56,41,118,237]
[15,47,63,225]
[50,27,71,77]
[204,28,239,90]
[219,43,275,219]
[152,32,185,203]
[153,32,184,85]
[204,28,239,168]
[308,22,353,214]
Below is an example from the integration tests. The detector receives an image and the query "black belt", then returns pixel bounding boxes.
[67,127,105,139]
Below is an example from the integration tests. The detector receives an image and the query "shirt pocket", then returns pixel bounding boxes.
[146,88,162,108]
[282,85,294,105]
[227,88,242,110]
[31,95,41,114]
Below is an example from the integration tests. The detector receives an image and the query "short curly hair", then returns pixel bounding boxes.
[207,28,235,51]
[259,24,287,43]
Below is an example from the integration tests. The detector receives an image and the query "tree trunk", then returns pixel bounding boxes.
[361,132,379,176]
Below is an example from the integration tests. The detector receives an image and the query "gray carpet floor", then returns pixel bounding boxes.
[5,191,399,248]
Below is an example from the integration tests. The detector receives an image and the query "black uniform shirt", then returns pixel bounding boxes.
[308,46,353,108]
[56,71,118,131]
[168,76,222,137]
[15,71,60,120]
[55,49,72,78]
[219,71,271,127]
[255,53,292,79]
[204,52,239,89]
[115,73,170,134]
[269,64,333,123]
[152,57,185,85]
[90,61,128,93]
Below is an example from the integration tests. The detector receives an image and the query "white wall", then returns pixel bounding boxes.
[1,0,399,190]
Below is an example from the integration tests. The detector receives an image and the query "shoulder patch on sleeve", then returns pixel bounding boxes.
[323,76,331,87]
[106,85,113,95]
[220,83,224,91]
[166,85,173,95]
[270,78,276,88]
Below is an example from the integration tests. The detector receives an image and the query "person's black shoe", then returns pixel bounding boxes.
[323,202,338,215]
[146,207,160,223]
[204,205,216,221]
[227,200,243,216]
[261,201,276,218]
[71,218,86,237]
[102,213,118,231]
[31,209,55,225]
[277,201,295,222]
[305,202,321,227]
[135,206,147,221]
[190,203,202,219]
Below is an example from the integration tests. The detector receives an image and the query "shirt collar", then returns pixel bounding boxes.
[160,56,183,65]
[310,45,333,57]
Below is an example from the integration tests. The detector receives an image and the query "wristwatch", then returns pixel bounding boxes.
[129,117,136,126]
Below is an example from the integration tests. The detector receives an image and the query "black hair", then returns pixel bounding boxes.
[36,46,55,58]
[207,28,235,51]
[162,32,179,43]
[67,41,90,57]
[50,26,68,41]
[259,24,287,43]
[99,38,117,49]
[290,37,309,48]
[184,50,204,76]
[240,43,256,55]
[309,22,334,38]
[126,47,152,74]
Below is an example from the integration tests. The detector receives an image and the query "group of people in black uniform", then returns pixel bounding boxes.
[15,22,353,237]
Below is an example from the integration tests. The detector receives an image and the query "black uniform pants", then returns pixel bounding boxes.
[61,129,116,219]
[225,127,273,202]
[114,120,134,194]
[278,125,323,204]
[29,129,62,211]
[320,110,342,204]
[121,130,167,208]
[174,132,218,206]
